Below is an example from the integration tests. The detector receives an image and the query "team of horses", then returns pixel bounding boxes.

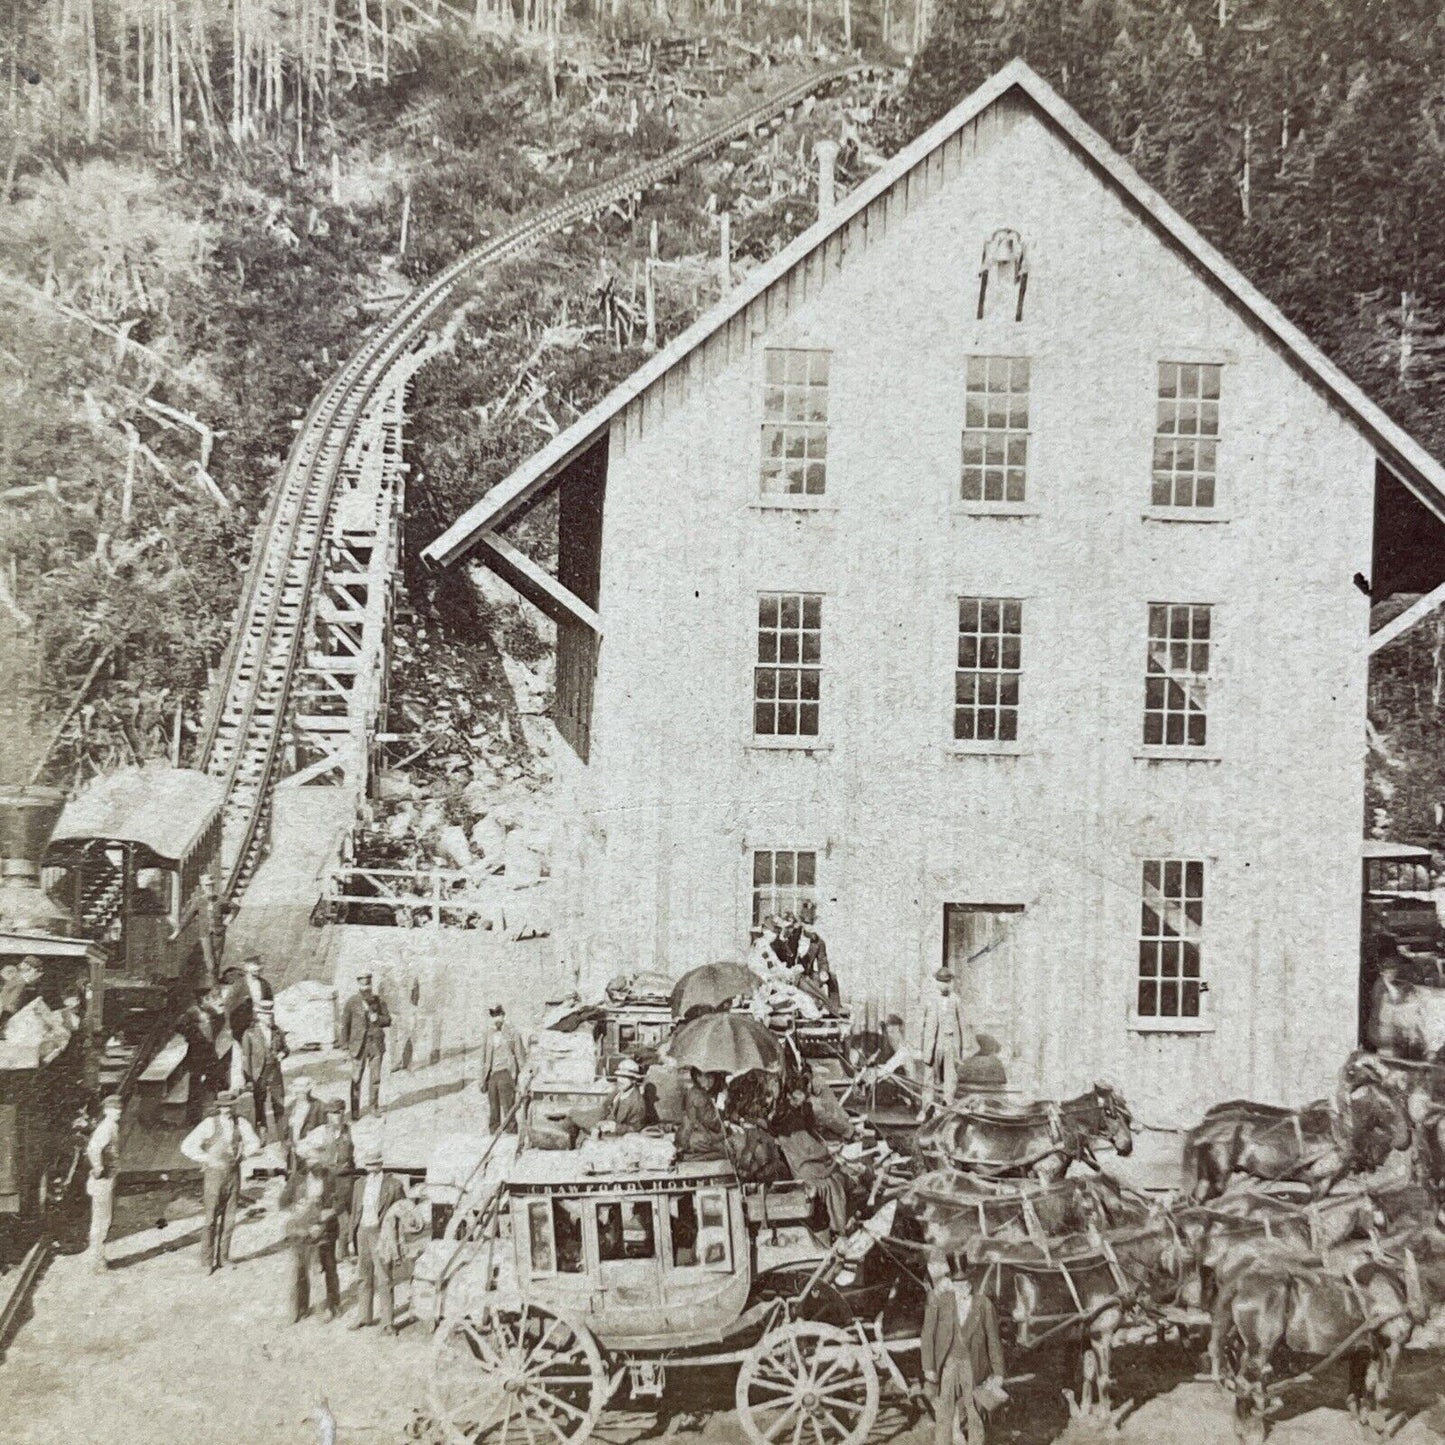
[895,1054,1445,1439]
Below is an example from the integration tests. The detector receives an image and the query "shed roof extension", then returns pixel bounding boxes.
[423,58,1445,575]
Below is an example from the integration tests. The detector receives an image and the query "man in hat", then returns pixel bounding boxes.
[478,1003,525,1135]
[349,1149,405,1333]
[598,1058,647,1137]
[281,1160,341,1324]
[0,955,43,1022]
[921,1252,1005,1444]
[298,1099,356,1257]
[181,1090,261,1272]
[238,998,289,1141]
[920,969,969,1113]
[181,985,224,1125]
[341,971,392,1120]
[286,1077,327,1171]
[85,1094,124,1273]
[229,955,273,1040]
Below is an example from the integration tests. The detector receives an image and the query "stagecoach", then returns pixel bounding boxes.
[419,1148,928,1445]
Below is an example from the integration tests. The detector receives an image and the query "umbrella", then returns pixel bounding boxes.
[669,961,761,1019]
[667,1012,781,1077]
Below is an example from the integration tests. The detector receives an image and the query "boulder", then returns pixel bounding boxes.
[274,980,337,1049]
[435,824,473,869]
[469,814,507,859]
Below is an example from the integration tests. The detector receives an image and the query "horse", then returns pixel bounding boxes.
[1209,1229,1445,1441]
[901,1170,1151,1257]
[973,1213,1191,1423]
[915,1084,1134,1183]
[1180,1078,1410,1203]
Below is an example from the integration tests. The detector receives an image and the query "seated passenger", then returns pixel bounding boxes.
[598,1058,647,1136]
[676,1068,728,1161]
[772,1072,850,1238]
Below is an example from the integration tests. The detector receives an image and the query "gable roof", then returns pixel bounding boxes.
[422,58,1445,569]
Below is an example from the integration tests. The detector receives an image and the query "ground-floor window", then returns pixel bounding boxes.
[751,848,818,934]
[1137,858,1205,1020]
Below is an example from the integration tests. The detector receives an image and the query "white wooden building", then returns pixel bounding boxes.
[426,61,1445,1121]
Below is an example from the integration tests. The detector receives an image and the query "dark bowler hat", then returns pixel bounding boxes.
[488,1003,505,1017]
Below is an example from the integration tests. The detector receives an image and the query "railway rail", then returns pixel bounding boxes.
[197,59,882,904]
[0,1236,53,1362]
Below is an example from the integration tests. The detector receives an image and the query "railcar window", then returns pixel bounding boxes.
[597,1200,656,1262]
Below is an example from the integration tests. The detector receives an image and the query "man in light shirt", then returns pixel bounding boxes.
[180,1090,261,1273]
[85,1094,123,1274]
[348,1149,404,1332]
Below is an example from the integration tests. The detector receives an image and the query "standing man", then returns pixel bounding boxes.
[341,971,391,1121]
[281,1162,341,1324]
[229,955,273,1040]
[181,987,223,1125]
[85,1094,123,1274]
[299,1099,356,1258]
[478,1003,525,1134]
[286,1077,326,1170]
[921,1253,1006,1445]
[238,999,289,1142]
[181,1091,261,1273]
[349,1149,404,1333]
[920,968,969,1114]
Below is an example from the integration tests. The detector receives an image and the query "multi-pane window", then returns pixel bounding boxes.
[1153,362,1221,507]
[1144,603,1211,748]
[761,349,829,497]
[962,355,1030,503]
[754,593,821,737]
[955,598,1022,742]
[751,849,818,932]
[1138,859,1205,1020]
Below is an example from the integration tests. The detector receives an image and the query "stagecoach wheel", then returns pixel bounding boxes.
[736,1320,879,1445]
[430,1301,606,1445]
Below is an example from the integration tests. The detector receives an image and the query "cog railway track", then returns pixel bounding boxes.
[197,60,877,904]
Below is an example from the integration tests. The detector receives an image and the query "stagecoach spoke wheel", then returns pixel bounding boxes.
[736,1321,879,1445]
[430,1301,606,1445]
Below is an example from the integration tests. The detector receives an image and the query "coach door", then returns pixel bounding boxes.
[943,903,1025,1063]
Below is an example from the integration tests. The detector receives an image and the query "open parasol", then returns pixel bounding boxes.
[668,961,761,1019]
[667,1011,781,1077]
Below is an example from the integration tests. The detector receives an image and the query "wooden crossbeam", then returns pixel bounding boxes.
[1368,577,1445,655]
[474,530,603,635]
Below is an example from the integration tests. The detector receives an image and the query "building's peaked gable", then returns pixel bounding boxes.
[423,58,1445,571]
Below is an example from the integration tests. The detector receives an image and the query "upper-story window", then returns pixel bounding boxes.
[1137,858,1206,1022]
[962,356,1029,504]
[761,349,830,498]
[956,597,1022,743]
[755,593,821,738]
[1144,603,1211,748]
[751,848,819,933]
[1153,362,1221,507]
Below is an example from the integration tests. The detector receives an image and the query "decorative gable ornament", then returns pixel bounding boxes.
[977,227,1028,322]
